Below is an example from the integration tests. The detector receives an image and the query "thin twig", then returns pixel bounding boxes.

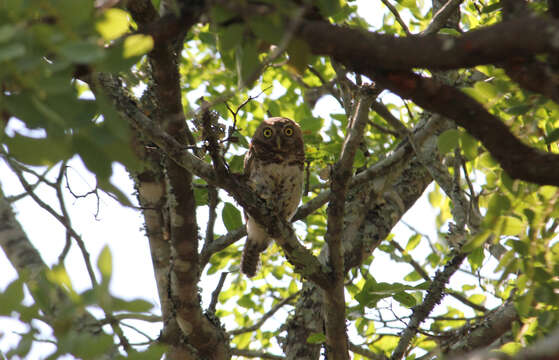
[228,291,299,336]
[208,272,228,314]
[380,0,411,35]
[2,153,98,287]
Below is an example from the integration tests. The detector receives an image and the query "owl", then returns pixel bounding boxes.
[241,117,305,277]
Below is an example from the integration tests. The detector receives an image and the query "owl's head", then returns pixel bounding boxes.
[252,117,303,154]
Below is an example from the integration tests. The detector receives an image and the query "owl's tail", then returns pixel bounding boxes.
[241,239,269,277]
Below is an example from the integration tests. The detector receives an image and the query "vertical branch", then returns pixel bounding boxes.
[323,86,377,360]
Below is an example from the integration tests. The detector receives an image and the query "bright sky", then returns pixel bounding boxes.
[0,1,497,358]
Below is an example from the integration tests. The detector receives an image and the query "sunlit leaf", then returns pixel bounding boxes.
[97,245,112,282]
[499,216,524,236]
[460,131,478,160]
[405,234,421,251]
[96,8,129,41]
[123,34,153,58]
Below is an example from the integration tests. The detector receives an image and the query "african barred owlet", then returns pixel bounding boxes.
[241,117,305,277]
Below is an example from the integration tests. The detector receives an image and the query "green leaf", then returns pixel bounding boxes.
[300,117,323,133]
[506,104,531,115]
[545,128,559,145]
[0,42,25,62]
[468,246,484,272]
[236,41,260,87]
[405,234,421,251]
[478,152,498,169]
[5,135,72,166]
[460,131,478,160]
[123,34,153,58]
[482,3,502,13]
[307,332,326,344]
[428,187,442,207]
[58,332,114,359]
[128,344,167,360]
[0,24,17,43]
[316,0,344,17]
[111,297,153,312]
[468,294,486,305]
[74,136,113,180]
[46,265,73,292]
[499,216,524,236]
[486,193,511,218]
[462,230,490,253]
[237,294,255,308]
[217,24,244,52]
[500,342,522,356]
[437,129,460,154]
[463,81,499,105]
[287,38,311,75]
[59,41,105,63]
[249,16,283,44]
[96,8,130,41]
[222,203,242,231]
[393,291,416,308]
[0,279,24,315]
[404,270,423,282]
[97,245,112,282]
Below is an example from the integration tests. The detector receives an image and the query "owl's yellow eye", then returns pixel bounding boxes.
[283,126,294,136]
[263,127,273,138]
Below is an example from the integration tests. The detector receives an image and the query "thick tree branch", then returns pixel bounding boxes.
[375,71,559,187]
[442,301,518,357]
[504,58,559,104]
[296,18,559,186]
[298,16,559,72]
[451,322,559,360]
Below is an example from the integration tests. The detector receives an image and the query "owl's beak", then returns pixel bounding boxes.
[275,136,282,150]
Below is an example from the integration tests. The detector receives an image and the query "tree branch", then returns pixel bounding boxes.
[93,73,332,289]
[442,301,517,357]
[297,18,559,186]
[391,251,468,360]
[298,16,559,72]
[0,187,115,357]
[323,87,377,360]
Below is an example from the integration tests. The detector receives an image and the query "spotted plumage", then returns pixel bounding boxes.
[241,117,305,277]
